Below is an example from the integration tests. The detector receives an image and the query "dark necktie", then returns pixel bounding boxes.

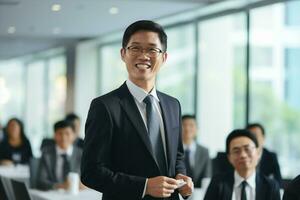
[184,148,193,177]
[143,95,167,175]
[61,154,70,181]
[241,181,247,200]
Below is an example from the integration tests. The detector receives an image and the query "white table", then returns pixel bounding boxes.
[0,164,29,184]
[29,188,102,200]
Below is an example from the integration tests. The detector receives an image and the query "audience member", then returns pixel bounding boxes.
[283,174,300,200]
[204,129,280,200]
[182,114,211,188]
[0,118,33,165]
[36,120,83,190]
[65,113,84,148]
[246,123,282,187]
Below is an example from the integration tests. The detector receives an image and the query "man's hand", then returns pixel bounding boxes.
[145,176,178,198]
[176,174,194,197]
[54,179,70,190]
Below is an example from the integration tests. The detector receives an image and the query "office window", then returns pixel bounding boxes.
[25,61,46,155]
[251,47,273,67]
[197,14,247,154]
[99,43,127,94]
[250,3,300,178]
[285,0,300,26]
[47,56,67,134]
[157,24,196,115]
[0,60,25,123]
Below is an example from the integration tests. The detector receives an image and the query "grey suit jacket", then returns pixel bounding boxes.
[193,144,212,188]
[36,145,82,190]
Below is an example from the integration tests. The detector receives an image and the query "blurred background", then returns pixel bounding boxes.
[0,0,299,180]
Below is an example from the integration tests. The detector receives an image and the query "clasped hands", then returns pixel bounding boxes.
[145,174,194,198]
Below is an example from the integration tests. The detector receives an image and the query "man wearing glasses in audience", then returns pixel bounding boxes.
[81,20,193,200]
[204,129,280,200]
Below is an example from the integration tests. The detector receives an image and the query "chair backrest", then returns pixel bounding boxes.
[29,157,40,188]
[0,176,15,200]
[40,138,55,151]
[11,179,32,200]
[0,176,9,200]
[212,152,233,176]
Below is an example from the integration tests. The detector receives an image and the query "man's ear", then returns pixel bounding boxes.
[120,48,126,62]
[162,52,168,63]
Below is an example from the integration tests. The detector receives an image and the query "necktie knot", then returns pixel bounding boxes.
[143,95,154,105]
[241,180,247,188]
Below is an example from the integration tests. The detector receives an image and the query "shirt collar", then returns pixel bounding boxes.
[126,79,159,103]
[183,141,196,152]
[234,170,256,189]
[56,145,73,157]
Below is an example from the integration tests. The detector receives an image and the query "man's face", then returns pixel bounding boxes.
[228,136,259,175]
[120,31,167,85]
[54,127,75,150]
[248,127,265,149]
[182,118,197,143]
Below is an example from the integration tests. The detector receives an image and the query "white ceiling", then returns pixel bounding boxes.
[0,0,224,59]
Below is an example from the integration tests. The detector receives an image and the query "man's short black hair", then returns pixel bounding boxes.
[65,113,80,132]
[122,20,167,52]
[226,129,259,154]
[182,114,196,121]
[246,123,265,136]
[54,120,73,132]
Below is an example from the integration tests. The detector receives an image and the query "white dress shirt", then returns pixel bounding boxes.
[232,170,256,200]
[55,145,73,182]
[126,79,167,198]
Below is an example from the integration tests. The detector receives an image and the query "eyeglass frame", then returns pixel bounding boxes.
[229,145,257,157]
[125,45,165,58]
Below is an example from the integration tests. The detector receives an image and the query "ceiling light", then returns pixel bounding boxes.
[109,6,119,15]
[7,26,16,34]
[52,4,61,12]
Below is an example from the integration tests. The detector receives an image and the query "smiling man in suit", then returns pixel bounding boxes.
[204,129,280,200]
[81,20,193,200]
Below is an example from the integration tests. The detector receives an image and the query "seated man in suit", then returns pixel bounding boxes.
[182,114,211,188]
[36,120,83,190]
[246,123,282,187]
[283,174,300,200]
[204,129,280,200]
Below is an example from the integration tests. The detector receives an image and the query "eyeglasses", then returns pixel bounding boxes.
[230,145,256,157]
[126,45,164,58]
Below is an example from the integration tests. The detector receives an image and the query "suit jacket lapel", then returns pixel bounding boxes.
[193,146,202,181]
[157,92,172,172]
[256,173,266,200]
[225,173,234,200]
[118,83,156,162]
[49,147,57,181]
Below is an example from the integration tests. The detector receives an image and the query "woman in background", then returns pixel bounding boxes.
[0,118,32,165]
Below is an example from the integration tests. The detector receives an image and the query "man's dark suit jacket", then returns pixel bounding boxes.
[193,144,211,188]
[283,175,300,200]
[204,171,280,200]
[36,145,83,190]
[259,148,282,187]
[81,83,186,200]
